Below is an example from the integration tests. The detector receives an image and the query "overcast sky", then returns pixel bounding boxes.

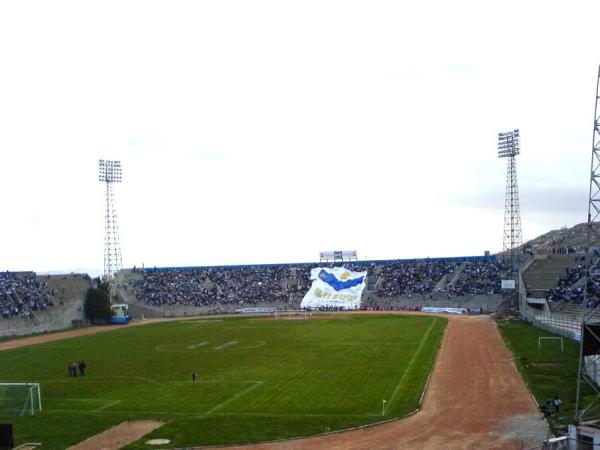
[0,1,598,276]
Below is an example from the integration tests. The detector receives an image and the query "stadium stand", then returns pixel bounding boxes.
[540,254,600,308]
[522,254,578,298]
[375,262,457,297]
[0,272,92,337]
[123,257,503,315]
[450,261,502,295]
[129,266,293,307]
[0,272,54,319]
[520,245,600,309]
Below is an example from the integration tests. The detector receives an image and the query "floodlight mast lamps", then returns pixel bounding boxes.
[497,129,523,310]
[98,160,123,281]
[575,66,600,425]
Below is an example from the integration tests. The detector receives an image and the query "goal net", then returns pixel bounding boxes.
[538,337,564,353]
[0,383,42,416]
[274,310,310,320]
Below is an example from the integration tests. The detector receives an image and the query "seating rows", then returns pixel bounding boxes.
[0,272,54,319]
[450,261,502,296]
[130,260,503,308]
[543,254,600,308]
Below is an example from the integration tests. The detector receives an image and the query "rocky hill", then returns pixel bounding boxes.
[521,222,600,253]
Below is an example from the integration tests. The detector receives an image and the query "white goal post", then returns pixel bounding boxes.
[538,337,564,353]
[0,383,42,416]
[274,310,310,320]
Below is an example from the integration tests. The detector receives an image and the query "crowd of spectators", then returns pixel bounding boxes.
[545,259,600,307]
[131,266,295,308]
[450,261,502,296]
[130,260,502,308]
[376,262,457,297]
[0,272,54,319]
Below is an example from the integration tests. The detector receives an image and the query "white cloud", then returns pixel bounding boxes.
[0,0,598,273]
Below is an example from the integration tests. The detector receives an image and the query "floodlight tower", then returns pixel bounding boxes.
[498,129,523,309]
[575,66,600,426]
[98,159,123,280]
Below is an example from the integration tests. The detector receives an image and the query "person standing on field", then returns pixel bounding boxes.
[192,372,198,383]
[78,360,86,376]
[554,395,562,415]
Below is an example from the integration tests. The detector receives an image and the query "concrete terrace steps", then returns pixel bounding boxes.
[522,255,578,297]
[446,263,466,289]
[46,275,92,304]
[547,301,600,322]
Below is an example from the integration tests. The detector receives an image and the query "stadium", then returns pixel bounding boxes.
[4,3,600,450]
[1,238,598,450]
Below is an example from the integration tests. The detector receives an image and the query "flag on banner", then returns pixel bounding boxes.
[300,267,367,310]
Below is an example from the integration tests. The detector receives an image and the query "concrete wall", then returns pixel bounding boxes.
[363,294,503,313]
[123,293,503,319]
[126,300,295,319]
[0,299,85,338]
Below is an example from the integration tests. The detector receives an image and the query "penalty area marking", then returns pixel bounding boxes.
[44,375,157,384]
[94,400,122,412]
[205,381,263,415]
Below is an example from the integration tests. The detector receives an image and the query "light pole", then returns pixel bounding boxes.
[575,65,600,425]
[98,159,123,281]
[498,130,522,310]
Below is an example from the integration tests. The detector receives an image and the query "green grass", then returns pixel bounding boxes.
[0,314,446,449]
[496,318,596,428]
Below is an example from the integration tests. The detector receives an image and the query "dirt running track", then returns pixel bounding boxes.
[228,315,549,450]
[0,314,549,449]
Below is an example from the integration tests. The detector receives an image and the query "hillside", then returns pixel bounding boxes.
[522,222,600,253]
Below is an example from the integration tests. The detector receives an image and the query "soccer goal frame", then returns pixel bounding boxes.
[538,337,564,353]
[273,310,310,320]
[0,383,42,416]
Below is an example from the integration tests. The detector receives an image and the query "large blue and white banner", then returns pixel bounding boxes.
[300,267,367,310]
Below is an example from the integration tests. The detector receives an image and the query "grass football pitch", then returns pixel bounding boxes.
[0,314,446,449]
[496,318,597,427]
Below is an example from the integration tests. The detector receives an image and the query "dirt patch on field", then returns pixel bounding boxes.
[225,315,548,450]
[66,420,164,450]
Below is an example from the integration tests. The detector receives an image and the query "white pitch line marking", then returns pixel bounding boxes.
[205,381,263,415]
[387,318,438,408]
[213,341,238,350]
[186,341,210,350]
[43,407,372,419]
[243,340,266,350]
[181,319,223,323]
[94,400,121,412]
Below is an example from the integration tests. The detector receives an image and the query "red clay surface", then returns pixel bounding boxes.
[0,314,549,449]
